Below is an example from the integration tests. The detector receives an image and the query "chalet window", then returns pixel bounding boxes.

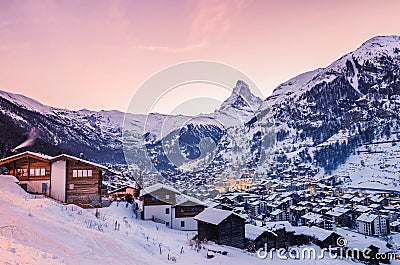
[165,208,170,214]
[191,207,198,212]
[181,221,185,227]
[28,168,45,176]
[69,184,74,189]
[17,168,28,177]
[73,169,93,178]
[165,194,170,200]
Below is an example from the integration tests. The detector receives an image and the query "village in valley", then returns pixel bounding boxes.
[1,150,399,264]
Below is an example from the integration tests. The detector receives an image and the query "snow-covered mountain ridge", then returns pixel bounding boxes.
[1,36,399,191]
[260,35,400,190]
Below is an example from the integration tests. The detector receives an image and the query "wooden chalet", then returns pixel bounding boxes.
[194,207,245,249]
[0,151,52,196]
[0,151,107,208]
[50,154,106,208]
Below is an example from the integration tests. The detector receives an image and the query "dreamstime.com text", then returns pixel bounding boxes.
[256,240,399,261]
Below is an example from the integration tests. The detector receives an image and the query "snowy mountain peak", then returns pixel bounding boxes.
[351,35,400,62]
[220,80,263,113]
[265,35,400,107]
[359,35,400,49]
[0,89,53,114]
[232,80,251,94]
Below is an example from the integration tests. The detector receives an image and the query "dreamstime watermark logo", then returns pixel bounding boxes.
[122,61,276,202]
[336,236,348,247]
[256,237,398,261]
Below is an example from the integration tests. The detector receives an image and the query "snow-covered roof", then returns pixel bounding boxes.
[51,154,108,170]
[369,195,385,203]
[245,224,268,241]
[264,221,294,232]
[325,207,350,217]
[292,206,306,211]
[369,203,381,209]
[301,212,323,221]
[301,212,324,224]
[355,205,370,213]
[0,151,54,163]
[341,194,354,199]
[139,183,180,197]
[294,226,334,241]
[270,209,283,216]
[390,220,400,227]
[175,194,204,206]
[357,213,378,223]
[194,208,243,225]
[204,200,220,208]
[351,197,365,202]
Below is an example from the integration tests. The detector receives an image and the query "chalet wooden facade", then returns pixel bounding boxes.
[0,151,106,208]
[0,152,52,196]
[50,154,106,208]
[194,208,245,249]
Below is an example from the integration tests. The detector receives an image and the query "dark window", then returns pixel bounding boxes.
[181,221,185,227]
[165,208,170,214]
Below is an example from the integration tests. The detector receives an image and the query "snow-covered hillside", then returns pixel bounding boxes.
[258,35,400,190]
[0,175,369,265]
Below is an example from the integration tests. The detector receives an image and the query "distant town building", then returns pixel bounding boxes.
[357,213,389,236]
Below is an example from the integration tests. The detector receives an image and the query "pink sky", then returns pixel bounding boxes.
[1,0,400,113]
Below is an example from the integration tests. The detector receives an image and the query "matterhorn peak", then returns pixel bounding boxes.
[219,80,263,113]
[232,80,251,95]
